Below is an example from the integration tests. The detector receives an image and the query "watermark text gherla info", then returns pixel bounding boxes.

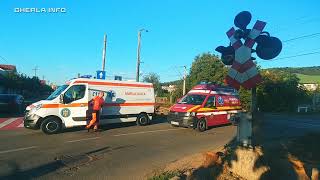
[14,7,67,13]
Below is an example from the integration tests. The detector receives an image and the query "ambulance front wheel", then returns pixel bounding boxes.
[137,113,150,126]
[41,117,62,134]
[197,119,207,132]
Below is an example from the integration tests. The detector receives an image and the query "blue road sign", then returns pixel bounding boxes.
[96,71,106,79]
[114,75,122,81]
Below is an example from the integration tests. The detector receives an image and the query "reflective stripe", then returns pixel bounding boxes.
[197,108,215,112]
[246,66,259,79]
[198,111,228,115]
[226,27,235,38]
[231,66,259,84]
[187,105,201,112]
[42,102,155,109]
[248,28,261,39]
[228,68,238,79]
[197,109,242,116]
[42,103,88,108]
[216,106,242,110]
[197,106,242,112]
[104,102,155,107]
[235,46,251,64]
[74,80,153,88]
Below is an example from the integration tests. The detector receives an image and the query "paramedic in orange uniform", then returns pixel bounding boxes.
[86,91,105,131]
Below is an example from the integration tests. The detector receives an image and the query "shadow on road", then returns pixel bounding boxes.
[1,144,136,180]
[0,160,65,180]
[174,113,320,179]
[97,115,168,132]
[60,115,168,134]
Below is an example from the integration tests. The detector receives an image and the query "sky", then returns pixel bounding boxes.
[0,0,320,85]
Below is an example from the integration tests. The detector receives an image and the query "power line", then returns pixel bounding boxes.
[261,50,320,62]
[283,32,320,43]
[0,55,8,63]
[274,16,320,33]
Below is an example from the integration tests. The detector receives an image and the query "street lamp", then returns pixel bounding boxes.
[136,28,148,82]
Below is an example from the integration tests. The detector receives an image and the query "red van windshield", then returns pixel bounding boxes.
[178,94,206,105]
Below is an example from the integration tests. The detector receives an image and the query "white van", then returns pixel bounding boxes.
[24,78,155,134]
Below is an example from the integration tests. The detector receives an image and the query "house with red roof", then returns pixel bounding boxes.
[0,64,17,76]
[0,64,17,93]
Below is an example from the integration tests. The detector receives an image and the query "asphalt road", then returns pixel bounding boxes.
[260,113,320,140]
[0,117,236,180]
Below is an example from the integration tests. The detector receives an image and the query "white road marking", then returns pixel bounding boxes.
[0,118,19,128]
[66,137,100,143]
[0,146,38,154]
[18,122,24,127]
[113,128,184,137]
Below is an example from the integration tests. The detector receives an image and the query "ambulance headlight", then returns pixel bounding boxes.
[30,104,42,113]
[187,112,196,117]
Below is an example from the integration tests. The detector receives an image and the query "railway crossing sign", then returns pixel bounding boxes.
[215,11,282,90]
[225,20,266,89]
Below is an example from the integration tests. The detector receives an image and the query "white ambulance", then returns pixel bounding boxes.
[24,78,155,134]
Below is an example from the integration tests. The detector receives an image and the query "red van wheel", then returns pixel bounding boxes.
[197,119,207,132]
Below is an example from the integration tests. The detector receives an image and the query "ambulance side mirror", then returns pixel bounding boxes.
[59,94,64,104]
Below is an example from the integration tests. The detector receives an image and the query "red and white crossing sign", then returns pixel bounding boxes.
[225,20,266,90]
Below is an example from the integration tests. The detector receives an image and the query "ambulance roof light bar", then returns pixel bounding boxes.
[193,83,236,92]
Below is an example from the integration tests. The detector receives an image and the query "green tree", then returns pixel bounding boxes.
[239,87,251,111]
[257,70,310,112]
[169,53,227,102]
[143,72,164,96]
[171,80,184,102]
[0,71,53,99]
[189,53,228,88]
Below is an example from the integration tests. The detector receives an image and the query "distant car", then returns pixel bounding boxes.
[0,94,25,114]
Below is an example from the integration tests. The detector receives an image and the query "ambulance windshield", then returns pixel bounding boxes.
[46,85,69,100]
[178,94,206,105]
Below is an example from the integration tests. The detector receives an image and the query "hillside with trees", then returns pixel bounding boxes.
[159,53,313,112]
[267,66,320,75]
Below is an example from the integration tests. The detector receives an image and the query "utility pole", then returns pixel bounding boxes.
[136,29,148,82]
[102,34,107,71]
[32,66,39,77]
[183,66,187,95]
[136,31,142,82]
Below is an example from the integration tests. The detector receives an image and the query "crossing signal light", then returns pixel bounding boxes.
[215,10,282,66]
[215,46,235,65]
[255,35,282,60]
[234,11,252,30]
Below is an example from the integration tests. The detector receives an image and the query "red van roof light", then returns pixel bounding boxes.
[192,83,237,93]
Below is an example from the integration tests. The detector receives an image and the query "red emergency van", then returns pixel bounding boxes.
[168,84,242,132]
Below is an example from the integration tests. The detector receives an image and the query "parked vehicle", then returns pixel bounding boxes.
[24,78,155,134]
[0,94,25,114]
[168,84,241,132]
